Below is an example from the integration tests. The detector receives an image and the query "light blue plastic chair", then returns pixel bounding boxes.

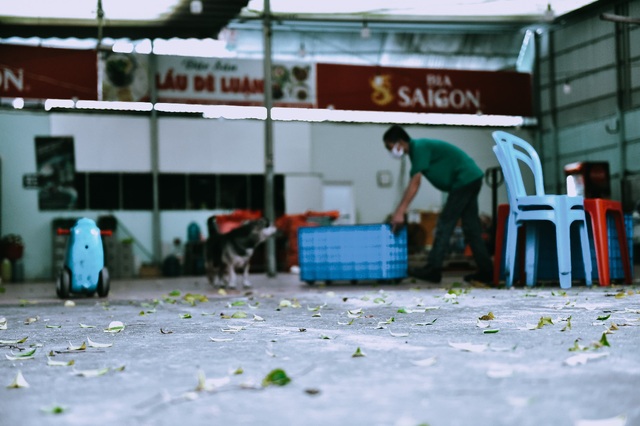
[492,131,592,289]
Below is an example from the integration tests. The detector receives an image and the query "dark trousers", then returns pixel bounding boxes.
[426,177,493,274]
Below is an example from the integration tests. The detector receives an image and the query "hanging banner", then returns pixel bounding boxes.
[154,56,315,107]
[34,136,78,210]
[98,55,316,106]
[0,45,98,100]
[316,63,532,116]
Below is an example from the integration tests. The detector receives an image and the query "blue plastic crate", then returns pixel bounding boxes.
[298,224,407,283]
[498,213,634,282]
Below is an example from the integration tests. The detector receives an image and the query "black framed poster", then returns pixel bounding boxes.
[35,136,77,210]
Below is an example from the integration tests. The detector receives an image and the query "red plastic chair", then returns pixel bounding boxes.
[583,198,632,286]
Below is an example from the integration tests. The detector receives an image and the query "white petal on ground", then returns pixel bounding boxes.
[389,330,409,337]
[564,352,610,367]
[476,319,491,329]
[5,347,36,360]
[574,415,627,426]
[74,367,110,377]
[87,337,113,348]
[487,367,514,378]
[7,370,29,388]
[448,342,488,353]
[410,357,437,367]
[47,357,75,367]
[0,337,28,345]
[104,321,125,333]
[507,396,532,408]
[210,337,233,342]
[67,341,87,351]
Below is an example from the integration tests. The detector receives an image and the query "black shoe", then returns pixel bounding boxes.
[464,271,493,285]
[409,266,442,283]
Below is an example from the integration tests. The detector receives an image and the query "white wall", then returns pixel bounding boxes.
[0,109,532,280]
[51,113,151,172]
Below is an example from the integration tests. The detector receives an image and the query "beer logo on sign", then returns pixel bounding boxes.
[369,74,394,106]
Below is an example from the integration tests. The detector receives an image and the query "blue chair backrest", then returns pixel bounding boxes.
[492,131,546,204]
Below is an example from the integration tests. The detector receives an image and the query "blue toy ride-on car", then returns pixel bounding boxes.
[56,218,111,298]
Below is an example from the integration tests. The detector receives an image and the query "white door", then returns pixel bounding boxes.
[322,182,355,225]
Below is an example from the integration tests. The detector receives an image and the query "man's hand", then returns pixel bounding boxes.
[389,173,421,234]
[390,210,405,234]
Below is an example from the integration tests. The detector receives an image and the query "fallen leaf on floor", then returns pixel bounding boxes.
[574,415,626,426]
[231,311,247,319]
[0,318,7,330]
[389,330,409,337]
[183,293,208,306]
[483,329,500,334]
[487,367,513,378]
[41,405,67,414]
[221,326,246,333]
[210,337,233,342]
[74,367,109,378]
[253,314,265,321]
[87,337,113,348]
[45,325,61,329]
[517,324,539,331]
[564,352,609,367]
[561,316,573,332]
[479,312,495,321]
[476,319,491,329]
[47,357,75,367]
[79,323,95,328]
[67,341,86,351]
[352,347,366,357]
[0,337,28,345]
[180,313,192,319]
[262,368,291,387]
[6,370,29,388]
[195,370,231,392]
[24,317,38,325]
[104,321,125,333]
[411,357,437,367]
[536,317,554,329]
[6,347,37,360]
[64,300,75,307]
[414,318,438,326]
[506,396,532,408]
[448,342,488,353]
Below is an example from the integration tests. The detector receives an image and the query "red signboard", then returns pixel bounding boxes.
[0,45,98,100]
[317,63,532,116]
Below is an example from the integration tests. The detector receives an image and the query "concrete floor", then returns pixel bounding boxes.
[1,272,639,426]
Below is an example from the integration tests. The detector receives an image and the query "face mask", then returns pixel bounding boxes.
[389,143,404,159]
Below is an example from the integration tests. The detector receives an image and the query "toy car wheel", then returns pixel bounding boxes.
[56,268,71,299]
[97,267,110,297]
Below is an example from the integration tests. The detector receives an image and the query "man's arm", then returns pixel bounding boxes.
[390,172,422,233]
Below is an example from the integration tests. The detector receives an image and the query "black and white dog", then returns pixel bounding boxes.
[205,216,277,289]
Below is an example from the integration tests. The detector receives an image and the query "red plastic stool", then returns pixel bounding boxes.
[583,198,632,286]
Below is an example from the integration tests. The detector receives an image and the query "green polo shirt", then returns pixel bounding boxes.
[409,138,484,192]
